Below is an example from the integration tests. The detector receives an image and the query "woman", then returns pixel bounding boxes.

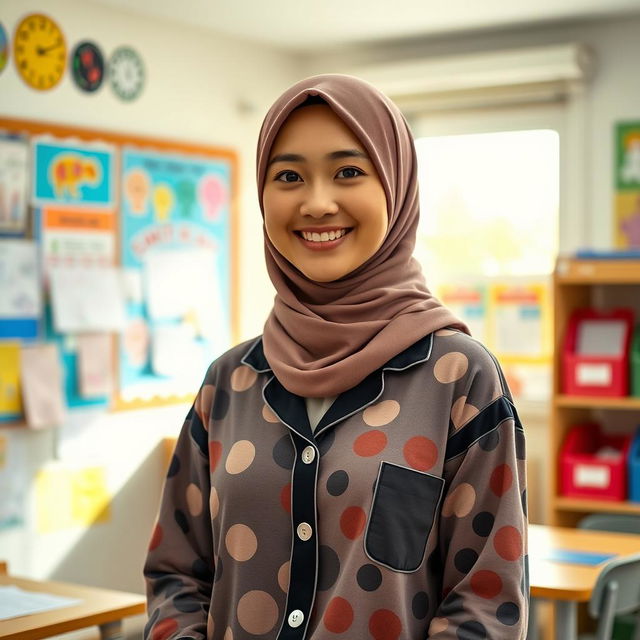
[144,74,528,640]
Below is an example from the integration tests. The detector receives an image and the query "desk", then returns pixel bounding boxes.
[529,523,640,640]
[0,574,145,640]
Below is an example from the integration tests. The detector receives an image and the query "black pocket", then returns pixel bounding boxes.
[365,461,444,572]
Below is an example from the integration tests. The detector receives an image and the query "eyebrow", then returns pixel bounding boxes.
[267,149,369,167]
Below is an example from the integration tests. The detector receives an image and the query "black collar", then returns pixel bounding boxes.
[240,333,434,442]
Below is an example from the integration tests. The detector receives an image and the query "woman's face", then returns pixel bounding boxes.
[262,104,388,283]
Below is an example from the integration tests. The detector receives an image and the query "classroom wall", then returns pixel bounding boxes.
[0,1,300,636]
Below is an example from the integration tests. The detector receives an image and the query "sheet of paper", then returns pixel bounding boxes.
[77,334,113,397]
[20,343,66,429]
[0,585,82,620]
[151,323,205,386]
[0,342,22,420]
[0,136,29,233]
[0,239,41,318]
[143,248,223,336]
[0,239,41,339]
[49,266,126,333]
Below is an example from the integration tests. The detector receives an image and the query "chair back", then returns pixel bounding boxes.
[579,513,640,535]
[588,553,640,640]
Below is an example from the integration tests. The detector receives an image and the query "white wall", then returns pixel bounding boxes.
[0,1,300,636]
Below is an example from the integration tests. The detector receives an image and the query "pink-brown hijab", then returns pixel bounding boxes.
[257,74,469,398]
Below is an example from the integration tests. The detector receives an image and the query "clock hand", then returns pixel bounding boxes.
[37,42,62,55]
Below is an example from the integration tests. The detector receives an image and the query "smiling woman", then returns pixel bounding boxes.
[262,101,388,283]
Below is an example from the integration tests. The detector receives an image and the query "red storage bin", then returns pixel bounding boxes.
[560,423,632,501]
[562,308,634,397]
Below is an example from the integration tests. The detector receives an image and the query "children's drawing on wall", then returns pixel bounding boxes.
[0,134,29,234]
[615,122,640,249]
[32,137,115,208]
[119,148,232,403]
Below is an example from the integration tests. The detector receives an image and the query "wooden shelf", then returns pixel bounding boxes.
[554,496,640,515]
[555,258,640,284]
[555,395,640,410]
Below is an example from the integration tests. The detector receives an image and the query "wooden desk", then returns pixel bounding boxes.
[528,523,640,639]
[0,574,145,640]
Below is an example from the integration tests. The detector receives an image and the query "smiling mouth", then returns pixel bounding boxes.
[294,228,353,243]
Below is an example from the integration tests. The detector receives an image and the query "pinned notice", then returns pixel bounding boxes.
[20,344,66,428]
[77,334,114,397]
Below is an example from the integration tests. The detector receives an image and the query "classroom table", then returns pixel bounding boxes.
[528,523,640,640]
[0,570,146,640]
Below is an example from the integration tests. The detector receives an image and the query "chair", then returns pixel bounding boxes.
[578,514,640,640]
[579,514,640,535]
[584,554,640,640]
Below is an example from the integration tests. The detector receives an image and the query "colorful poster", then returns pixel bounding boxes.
[488,282,552,361]
[0,239,41,339]
[437,283,487,343]
[0,342,22,422]
[119,148,232,402]
[615,122,640,248]
[38,207,117,283]
[0,135,29,233]
[32,137,115,208]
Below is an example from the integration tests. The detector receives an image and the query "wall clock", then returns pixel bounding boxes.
[109,46,144,101]
[13,13,67,90]
[0,22,8,75]
[71,41,104,93]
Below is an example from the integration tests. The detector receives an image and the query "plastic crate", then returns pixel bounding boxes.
[560,423,632,501]
[562,308,634,397]
[632,325,640,398]
[630,426,640,503]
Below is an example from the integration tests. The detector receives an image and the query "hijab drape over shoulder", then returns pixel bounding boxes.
[256,74,469,398]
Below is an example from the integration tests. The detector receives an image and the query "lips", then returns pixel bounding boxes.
[294,227,353,251]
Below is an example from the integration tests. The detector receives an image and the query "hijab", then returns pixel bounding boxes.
[256,74,469,397]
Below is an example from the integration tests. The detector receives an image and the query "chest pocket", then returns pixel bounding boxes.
[365,461,444,572]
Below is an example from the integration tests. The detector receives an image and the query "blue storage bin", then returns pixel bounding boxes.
[630,426,640,502]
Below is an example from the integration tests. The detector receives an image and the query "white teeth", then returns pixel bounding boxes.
[301,229,348,242]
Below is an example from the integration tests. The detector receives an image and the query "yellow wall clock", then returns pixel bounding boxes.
[13,13,67,90]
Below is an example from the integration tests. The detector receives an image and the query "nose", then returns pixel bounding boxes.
[299,182,339,218]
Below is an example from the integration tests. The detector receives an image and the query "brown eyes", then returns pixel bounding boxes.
[274,167,365,183]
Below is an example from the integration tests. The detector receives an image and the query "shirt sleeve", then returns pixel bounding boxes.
[428,394,529,639]
[143,378,216,640]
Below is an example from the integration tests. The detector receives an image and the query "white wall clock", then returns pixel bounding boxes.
[109,46,144,101]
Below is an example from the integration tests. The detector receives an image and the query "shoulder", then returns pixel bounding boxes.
[201,335,262,386]
[428,328,511,404]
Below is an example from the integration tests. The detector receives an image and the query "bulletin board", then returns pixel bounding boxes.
[0,116,239,420]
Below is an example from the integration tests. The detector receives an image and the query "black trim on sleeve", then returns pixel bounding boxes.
[445,396,523,461]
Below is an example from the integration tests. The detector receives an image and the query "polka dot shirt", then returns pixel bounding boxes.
[144,329,529,640]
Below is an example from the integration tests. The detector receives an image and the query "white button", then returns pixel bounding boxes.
[301,446,316,464]
[288,609,304,628]
[296,522,312,541]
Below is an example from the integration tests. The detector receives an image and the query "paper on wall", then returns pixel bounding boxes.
[0,342,22,419]
[0,431,28,530]
[151,323,205,385]
[77,334,114,398]
[19,343,66,429]
[49,265,126,333]
[0,136,29,234]
[143,248,224,339]
[0,239,42,319]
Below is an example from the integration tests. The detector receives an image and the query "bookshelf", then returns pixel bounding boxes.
[549,257,640,526]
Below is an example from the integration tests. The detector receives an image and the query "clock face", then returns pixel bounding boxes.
[72,41,104,93]
[13,13,67,90]
[0,22,8,75]
[109,46,144,101]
